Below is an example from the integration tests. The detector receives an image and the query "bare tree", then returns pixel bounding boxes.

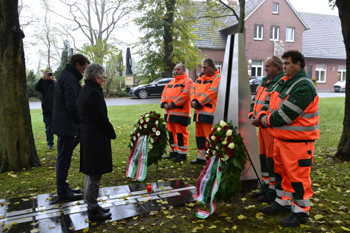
[0,0,41,172]
[58,0,133,61]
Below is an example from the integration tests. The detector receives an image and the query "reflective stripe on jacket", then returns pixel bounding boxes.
[191,69,221,124]
[161,74,193,125]
[248,71,284,118]
[257,69,319,141]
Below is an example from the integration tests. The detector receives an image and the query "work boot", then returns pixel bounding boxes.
[262,205,282,215]
[173,156,187,163]
[258,195,276,203]
[58,189,83,202]
[281,215,301,227]
[252,190,264,198]
[190,158,206,165]
[88,208,112,221]
[163,152,177,159]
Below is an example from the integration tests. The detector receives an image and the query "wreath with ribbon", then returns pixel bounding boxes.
[128,111,167,166]
[193,120,247,218]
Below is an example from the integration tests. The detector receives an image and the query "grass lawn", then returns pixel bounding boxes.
[1,97,349,232]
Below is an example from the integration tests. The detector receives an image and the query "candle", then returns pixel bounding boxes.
[147,184,152,192]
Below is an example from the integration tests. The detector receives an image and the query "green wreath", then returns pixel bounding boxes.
[128,111,167,166]
[205,120,248,202]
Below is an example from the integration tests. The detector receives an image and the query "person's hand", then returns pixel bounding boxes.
[261,115,269,128]
[191,101,199,109]
[52,77,57,82]
[250,115,260,127]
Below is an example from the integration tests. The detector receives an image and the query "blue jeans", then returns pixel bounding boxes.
[56,135,75,195]
[43,114,54,146]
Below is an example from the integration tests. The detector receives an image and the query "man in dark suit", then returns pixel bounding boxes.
[52,54,90,201]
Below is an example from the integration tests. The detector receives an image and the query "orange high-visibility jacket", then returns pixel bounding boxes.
[248,71,284,119]
[257,69,319,141]
[161,74,193,126]
[191,69,221,124]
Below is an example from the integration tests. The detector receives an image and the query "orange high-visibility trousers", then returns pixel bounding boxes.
[258,127,276,197]
[195,122,212,160]
[273,138,314,221]
[167,122,189,156]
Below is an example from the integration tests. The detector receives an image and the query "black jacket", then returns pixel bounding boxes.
[52,64,82,136]
[35,79,55,115]
[78,80,116,176]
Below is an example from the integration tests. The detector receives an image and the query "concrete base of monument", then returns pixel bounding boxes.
[0,180,196,232]
[240,179,259,194]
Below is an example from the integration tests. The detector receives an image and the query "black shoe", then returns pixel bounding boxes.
[69,187,81,193]
[173,156,187,163]
[258,195,276,203]
[58,190,83,201]
[97,205,110,213]
[88,208,112,221]
[190,158,206,165]
[262,205,281,215]
[252,190,264,198]
[163,152,177,159]
[281,215,301,227]
[48,145,53,150]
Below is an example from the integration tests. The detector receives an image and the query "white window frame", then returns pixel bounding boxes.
[254,25,264,40]
[338,65,346,81]
[251,60,264,77]
[315,64,327,83]
[270,26,279,41]
[215,62,222,73]
[273,2,279,14]
[286,27,295,42]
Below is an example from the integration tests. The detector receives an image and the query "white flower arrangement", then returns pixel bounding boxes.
[156,131,161,136]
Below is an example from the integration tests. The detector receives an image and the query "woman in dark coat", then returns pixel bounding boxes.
[78,63,116,221]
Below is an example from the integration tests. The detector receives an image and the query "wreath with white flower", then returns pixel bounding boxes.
[205,120,248,201]
[128,111,167,166]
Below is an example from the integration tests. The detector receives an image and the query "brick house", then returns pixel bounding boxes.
[190,0,346,91]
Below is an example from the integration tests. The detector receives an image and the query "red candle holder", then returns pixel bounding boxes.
[147,184,152,193]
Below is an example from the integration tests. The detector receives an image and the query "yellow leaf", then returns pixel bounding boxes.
[12,222,18,226]
[68,226,75,230]
[220,212,227,217]
[209,225,216,229]
[314,214,324,220]
[241,197,246,201]
[255,212,264,219]
[186,202,195,207]
[117,227,123,230]
[237,214,246,220]
[192,228,197,233]
[334,220,342,224]
[223,227,230,231]
[214,220,221,223]
[160,222,164,226]
[139,226,145,230]
[30,229,39,233]
[133,216,138,220]
[149,211,158,215]
[181,215,186,218]
[186,208,192,211]
[300,224,309,228]
[232,225,237,230]
[278,226,283,230]
[91,222,97,226]
[166,215,175,219]
[163,211,169,215]
[14,202,20,205]
[341,226,350,231]
[83,228,89,232]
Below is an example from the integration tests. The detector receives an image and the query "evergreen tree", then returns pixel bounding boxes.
[54,40,70,77]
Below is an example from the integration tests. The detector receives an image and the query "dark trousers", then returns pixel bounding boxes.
[56,135,75,195]
[43,114,54,146]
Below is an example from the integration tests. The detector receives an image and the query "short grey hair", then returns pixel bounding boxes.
[85,63,106,81]
[266,56,283,71]
[178,63,186,70]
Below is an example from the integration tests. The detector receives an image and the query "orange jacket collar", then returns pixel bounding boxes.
[175,73,188,81]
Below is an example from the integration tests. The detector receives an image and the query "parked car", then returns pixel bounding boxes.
[333,80,346,92]
[129,77,174,99]
[250,77,263,94]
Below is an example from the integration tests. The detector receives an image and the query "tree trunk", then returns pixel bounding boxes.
[0,0,41,172]
[333,0,350,161]
[238,0,245,33]
[162,0,176,78]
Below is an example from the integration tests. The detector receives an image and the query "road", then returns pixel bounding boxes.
[29,92,345,109]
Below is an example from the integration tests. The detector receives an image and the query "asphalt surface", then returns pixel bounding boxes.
[29,92,345,110]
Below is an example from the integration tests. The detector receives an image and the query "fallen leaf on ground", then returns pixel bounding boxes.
[314,214,323,220]
[237,214,247,220]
